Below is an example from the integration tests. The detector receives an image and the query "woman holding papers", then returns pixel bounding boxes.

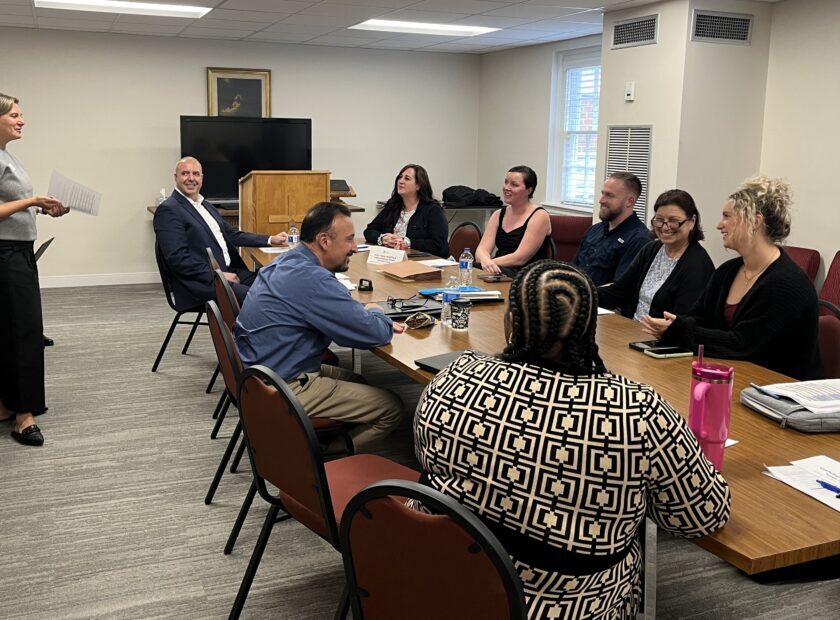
[597,189,714,319]
[363,164,449,257]
[641,176,822,380]
[475,165,552,277]
[0,93,69,446]
[414,261,731,619]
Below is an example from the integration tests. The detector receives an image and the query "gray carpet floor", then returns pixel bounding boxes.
[0,284,837,619]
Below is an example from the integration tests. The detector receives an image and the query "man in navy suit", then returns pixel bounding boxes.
[153,157,287,310]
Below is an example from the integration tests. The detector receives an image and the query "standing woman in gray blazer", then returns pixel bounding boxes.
[0,93,70,446]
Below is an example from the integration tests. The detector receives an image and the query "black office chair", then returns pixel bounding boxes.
[151,241,207,372]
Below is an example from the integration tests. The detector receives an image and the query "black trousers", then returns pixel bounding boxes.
[0,240,46,415]
[229,267,257,307]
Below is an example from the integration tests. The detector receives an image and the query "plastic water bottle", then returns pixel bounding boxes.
[288,222,300,247]
[447,275,459,290]
[458,247,473,287]
[441,291,458,327]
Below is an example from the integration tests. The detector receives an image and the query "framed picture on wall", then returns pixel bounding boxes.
[207,67,271,117]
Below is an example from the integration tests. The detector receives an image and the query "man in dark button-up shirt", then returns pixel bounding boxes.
[573,172,650,286]
[235,202,405,451]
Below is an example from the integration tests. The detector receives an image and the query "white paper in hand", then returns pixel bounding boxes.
[47,170,102,216]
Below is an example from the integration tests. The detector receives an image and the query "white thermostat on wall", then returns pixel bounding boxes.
[624,81,635,101]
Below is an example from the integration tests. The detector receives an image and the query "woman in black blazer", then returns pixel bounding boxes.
[598,189,714,319]
[364,164,449,257]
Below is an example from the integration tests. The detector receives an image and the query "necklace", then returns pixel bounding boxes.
[742,252,777,282]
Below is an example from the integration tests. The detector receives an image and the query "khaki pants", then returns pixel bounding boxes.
[289,364,403,452]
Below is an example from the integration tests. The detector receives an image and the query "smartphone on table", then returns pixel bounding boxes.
[478,274,513,283]
[643,346,693,359]
[629,339,659,352]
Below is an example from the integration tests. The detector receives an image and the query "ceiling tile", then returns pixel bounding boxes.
[36,17,112,30]
[522,0,613,8]
[304,35,369,46]
[113,14,198,26]
[483,5,593,19]
[111,23,186,35]
[35,8,117,21]
[380,9,470,23]
[206,9,292,22]
[408,0,513,13]
[218,0,315,12]
[299,3,391,20]
[363,39,427,49]
[333,0,418,7]
[281,13,361,27]
[449,14,538,28]
[247,30,318,42]
[191,17,268,29]
[1,14,34,25]
[180,26,254,38]
[263,21,336,34]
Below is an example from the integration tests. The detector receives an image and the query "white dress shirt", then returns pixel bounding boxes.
[176,188,231,267]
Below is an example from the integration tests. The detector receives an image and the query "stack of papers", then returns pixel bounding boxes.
[757,380,840,414]
[419,258,458,268]
[335,273,356,291]
[765,455,840,513]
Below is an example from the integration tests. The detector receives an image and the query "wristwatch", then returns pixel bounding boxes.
[377,234,385,245]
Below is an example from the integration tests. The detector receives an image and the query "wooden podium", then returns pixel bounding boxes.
[239,170,330,235]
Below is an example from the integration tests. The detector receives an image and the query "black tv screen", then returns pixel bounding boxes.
[180,116,312,202]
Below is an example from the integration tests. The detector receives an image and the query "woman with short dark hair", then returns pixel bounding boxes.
[475,165,552,276]
[363,163,449,257]
[598,188,714,319]
[414,261,731,619]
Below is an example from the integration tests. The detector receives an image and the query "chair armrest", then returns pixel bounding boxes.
[819,299,840,318]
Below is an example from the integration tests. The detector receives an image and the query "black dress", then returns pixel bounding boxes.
[493,206,551,275]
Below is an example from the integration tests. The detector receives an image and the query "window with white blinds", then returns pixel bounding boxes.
[547,49,601,208]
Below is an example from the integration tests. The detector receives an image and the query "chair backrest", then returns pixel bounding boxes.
[819,311,840,379]
[212,268,241,329]
[448,221,482,260]
[549,214,592,262]
[206,300,244,400]
[784,246,820,283]
[819,250,840,313]
[237,365,339,544]
[154,241,179,312]
[339,480,528,620]
[206,246,221,273]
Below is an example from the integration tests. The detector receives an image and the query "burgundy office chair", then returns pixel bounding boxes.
[818,302,840,379]
[229,365,420,619]
[784,245,820,283]
[819,250,840,315]
[448,221,482,260]
[338,480,528,620]
[549,214,591,262]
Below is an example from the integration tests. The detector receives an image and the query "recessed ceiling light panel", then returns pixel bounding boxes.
[349,19,499,37]
[33,0,211,19]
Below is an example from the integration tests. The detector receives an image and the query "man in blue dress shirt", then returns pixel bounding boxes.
[235,202,405,450]
[573,172,650,286]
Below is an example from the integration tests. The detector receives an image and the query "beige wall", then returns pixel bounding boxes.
[761,0,839,283]
[476,35,601,206]
[677,0,773,267]
[2,27,480,286]
[598,0,690,209]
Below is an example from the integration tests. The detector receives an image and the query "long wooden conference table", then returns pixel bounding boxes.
[247,248,840,576]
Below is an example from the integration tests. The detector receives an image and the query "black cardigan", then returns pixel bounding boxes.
[597,240,714,318]
[660,251,822,380]
[363,200,449,258]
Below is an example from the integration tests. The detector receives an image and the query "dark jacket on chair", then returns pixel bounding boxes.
[153,191,268,311]
[598,240,714,319]
[363,200,449,258]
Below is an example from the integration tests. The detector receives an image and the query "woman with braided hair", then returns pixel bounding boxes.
[414,260,730,619]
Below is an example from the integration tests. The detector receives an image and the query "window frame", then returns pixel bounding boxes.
[545,48,602,212]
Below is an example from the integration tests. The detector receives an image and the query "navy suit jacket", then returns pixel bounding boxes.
[153,191,268,311]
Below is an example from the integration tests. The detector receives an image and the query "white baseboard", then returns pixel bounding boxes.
[40,272,159,288]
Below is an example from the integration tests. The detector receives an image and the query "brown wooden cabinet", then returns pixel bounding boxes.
[239,170,330,236]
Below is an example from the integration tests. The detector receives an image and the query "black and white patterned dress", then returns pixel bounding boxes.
[414,351,731,619]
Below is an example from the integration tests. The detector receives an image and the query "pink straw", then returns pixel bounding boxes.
[698,344,704,367]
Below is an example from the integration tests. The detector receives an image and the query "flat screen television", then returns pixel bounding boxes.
[179,116,312,203]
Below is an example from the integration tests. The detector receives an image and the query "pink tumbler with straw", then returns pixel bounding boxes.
[688,345,734,471]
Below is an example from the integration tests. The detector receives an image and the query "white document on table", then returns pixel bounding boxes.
[765,455,840,513]
[758,379,840,413]
[597,307,614,315]
[419,258,458,268]
[335,273,356,290]
[47,170,101,216]
[260,246,290,254]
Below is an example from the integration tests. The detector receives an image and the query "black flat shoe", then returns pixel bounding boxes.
[43,336,54,347]
[11,424,44,446]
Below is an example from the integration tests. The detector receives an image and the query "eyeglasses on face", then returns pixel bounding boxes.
[650,217,691,229]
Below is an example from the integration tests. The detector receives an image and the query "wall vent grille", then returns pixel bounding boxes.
[692,10,753,44]
[606,126,652,221]
[612,15,658,49]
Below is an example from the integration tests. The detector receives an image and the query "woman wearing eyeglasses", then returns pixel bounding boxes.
[597,189,714,319]
[641,177,821,380]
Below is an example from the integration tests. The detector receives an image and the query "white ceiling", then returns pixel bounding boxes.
[0,0,784,54]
